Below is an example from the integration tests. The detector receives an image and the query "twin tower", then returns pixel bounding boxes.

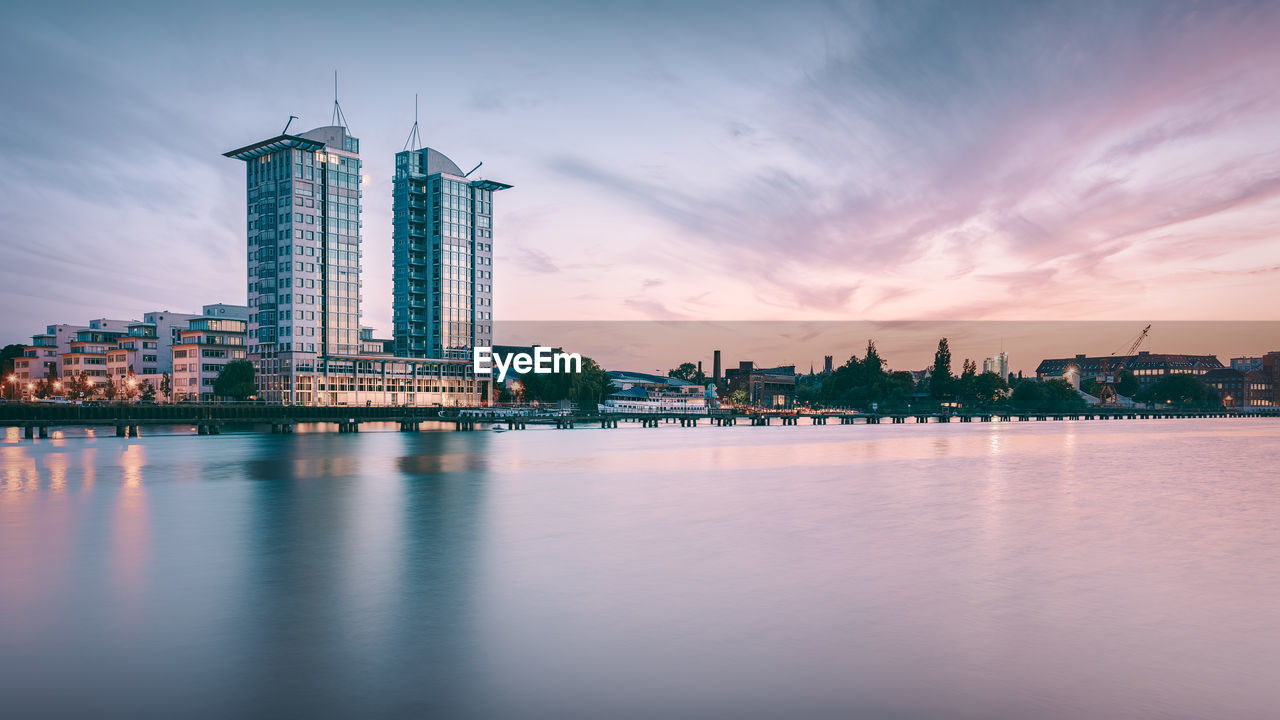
[225,123,510,406]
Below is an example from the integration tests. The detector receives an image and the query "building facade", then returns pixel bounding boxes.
[1036,351,1223,389]
[226,126,497,406]
[171,314,250,402]
[983,352,1010,378]
[1202,368,1276,408]
[226,125,366,403]
[724,361,797,408]
[1230,356,1264,372]
[391,146,509,359]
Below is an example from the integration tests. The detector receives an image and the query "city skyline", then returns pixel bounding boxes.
[4,1,1280,347]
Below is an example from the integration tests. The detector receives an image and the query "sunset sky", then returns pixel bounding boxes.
[2,0,1279,346]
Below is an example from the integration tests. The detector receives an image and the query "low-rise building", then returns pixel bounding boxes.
[172,315,250,402]
[1036,351,1223,389]
[724,361,796,408]
[62,329,124,384]
[1230,356,1264,372]
[1202,368,1276,408]
[360,327,394,355]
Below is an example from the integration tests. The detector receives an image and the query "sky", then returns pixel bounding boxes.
[2,0,1279,349]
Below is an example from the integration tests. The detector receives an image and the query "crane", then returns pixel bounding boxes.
[1096,324,1150,406]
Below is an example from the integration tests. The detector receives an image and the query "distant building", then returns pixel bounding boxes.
[1202,368,1275,408]
[359,327,394,355]
[724,361,796,408]
[1230,356,1264,372]
[823,355,834,374]
[1036,351,1223,389]
[983,352,1009,378]
[602,371,708,413]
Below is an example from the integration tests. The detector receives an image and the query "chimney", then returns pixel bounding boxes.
[713,350,721,381]
[697,360,703,377]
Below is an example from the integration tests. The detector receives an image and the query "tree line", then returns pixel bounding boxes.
[672,338,1230,412]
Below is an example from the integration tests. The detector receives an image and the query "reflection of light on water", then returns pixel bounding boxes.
[46,453,69,493]
[113,444,149,604]
[1,446,38,496]
[3,426,19,443]
[85,428,96,439]
[82,448,97,491]
[120,444,146,488]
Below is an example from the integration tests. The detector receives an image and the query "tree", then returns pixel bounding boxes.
[1011,379,1085,412]
[214,360,257,401]
[518,355,612,410]
[34,371,58,399]
[122,369,139,402]
[1115,369,1139,398]
[139,380,156,403]
[0,344,24,377]
[1136,374,1213,407]
[956,358,978,406]
[972,371,1009,408]
[667,362,706,384]
[64,372,96,400]
[103,380,118,403]
[815,340,915,411]
[160,372,172,403]
[729,388,748,406]
[930,338,953,403]
[795,374,823,406]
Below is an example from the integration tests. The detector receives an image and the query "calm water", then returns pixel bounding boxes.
[1,419,1278,719]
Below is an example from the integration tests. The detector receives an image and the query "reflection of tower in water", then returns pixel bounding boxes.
[241,431,491,718]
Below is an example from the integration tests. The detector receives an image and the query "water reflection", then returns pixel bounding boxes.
[111,444,149,611]
[235,433,490,717]
[0,420,1276,719]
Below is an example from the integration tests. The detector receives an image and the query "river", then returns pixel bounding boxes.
[1,418,1277,719]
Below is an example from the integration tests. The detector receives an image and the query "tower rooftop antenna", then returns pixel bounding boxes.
[331,70,350,130]
[403,93,422,151]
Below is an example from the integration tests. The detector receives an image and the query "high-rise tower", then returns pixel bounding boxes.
[224,124,363,403]
[392,145,510,359]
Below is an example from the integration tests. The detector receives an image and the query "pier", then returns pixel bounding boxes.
[1,403,1276,440]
